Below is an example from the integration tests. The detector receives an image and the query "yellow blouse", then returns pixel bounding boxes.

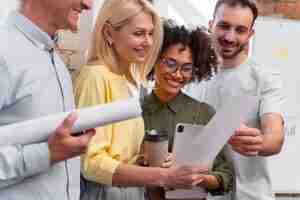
[73,64,145,185]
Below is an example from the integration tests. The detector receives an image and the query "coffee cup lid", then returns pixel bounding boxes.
[145,129,168,142]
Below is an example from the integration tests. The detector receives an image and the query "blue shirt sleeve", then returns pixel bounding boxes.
[0,57,51,189]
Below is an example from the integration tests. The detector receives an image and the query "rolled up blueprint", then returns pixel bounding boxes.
[0,98,141,146]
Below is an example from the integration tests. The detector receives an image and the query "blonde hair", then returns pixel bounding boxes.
[87,0,163,83]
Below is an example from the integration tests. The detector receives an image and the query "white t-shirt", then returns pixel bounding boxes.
[184,59,284,200]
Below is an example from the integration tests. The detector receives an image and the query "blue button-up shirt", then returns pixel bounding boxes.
[0,12,80,199]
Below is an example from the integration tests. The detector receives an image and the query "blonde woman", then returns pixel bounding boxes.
[74,0,208,200]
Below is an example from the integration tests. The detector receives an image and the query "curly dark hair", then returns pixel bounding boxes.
[158,20,192,60]
[148,19,218,81]
[190,26,219,81]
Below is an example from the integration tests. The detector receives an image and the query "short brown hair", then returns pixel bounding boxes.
[213,0,258,26]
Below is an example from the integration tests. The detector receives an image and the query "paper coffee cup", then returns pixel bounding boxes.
[144,130,169,167]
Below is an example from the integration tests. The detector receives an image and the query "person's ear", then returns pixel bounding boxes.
[103,23,114,46]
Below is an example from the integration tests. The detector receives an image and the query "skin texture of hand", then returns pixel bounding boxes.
[162,153,174,168]
[196,174,220,190]
[228,124,264,156]
[48,113,96,165]
[162,164,208,189]
[229,113,284,156]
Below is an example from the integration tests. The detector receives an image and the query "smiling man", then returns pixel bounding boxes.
[185,0,285,200]
[0,0,94,199]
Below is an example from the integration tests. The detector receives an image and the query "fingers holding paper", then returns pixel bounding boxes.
[48,112,95,165]
[229,124,263,156]
[163,164,208,189]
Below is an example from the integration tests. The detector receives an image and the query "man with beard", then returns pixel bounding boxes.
[185,0,284,200]
[0,0,95,199]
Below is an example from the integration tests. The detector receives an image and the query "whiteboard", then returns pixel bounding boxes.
[252,16,300,193]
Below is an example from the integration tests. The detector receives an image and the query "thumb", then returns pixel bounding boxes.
[62,112,77,130]
[55,112,77,137]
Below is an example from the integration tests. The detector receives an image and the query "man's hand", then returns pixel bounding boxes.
[48,113,95,165]
[162,164,208,189]
[228,124,264,156]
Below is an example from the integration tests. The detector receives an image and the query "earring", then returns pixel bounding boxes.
[106,40,112,46]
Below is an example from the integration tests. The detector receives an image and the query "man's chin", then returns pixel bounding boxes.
[221,53,238,60]
[66,19,80,33]
[220,49,243,60]
[69,25,79,33]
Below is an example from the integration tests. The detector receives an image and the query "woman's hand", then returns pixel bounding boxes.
[161,164,209,189]
[162,153,174,168]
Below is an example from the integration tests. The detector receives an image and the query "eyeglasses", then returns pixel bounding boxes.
[161,58,194,77]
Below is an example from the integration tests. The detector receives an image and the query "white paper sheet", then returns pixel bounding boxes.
[166,124,208,199]
[0,98,142,146]
[166,95,259,199]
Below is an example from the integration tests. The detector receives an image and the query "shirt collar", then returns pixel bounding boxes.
[143,91,186,114]
[8,11,57,52]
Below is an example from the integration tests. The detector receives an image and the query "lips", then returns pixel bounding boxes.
[134,48,147,57]
[218,42,237,54]
[166,78,183,88]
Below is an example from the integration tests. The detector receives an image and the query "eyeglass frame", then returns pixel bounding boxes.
[160,57,195,78]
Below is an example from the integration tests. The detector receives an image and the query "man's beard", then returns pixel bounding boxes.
[217,39,247,60]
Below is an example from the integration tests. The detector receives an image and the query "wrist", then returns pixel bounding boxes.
[156,168,169,187]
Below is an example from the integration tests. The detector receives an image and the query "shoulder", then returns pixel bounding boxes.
[181,93,215,115]
[75,64,112,86]
[183,80,211,102]
[247,59,281,80]
[0,21,25,56]
[73,65,107,95]
[246,59,283,93]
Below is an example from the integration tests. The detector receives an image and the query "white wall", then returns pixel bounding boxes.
[0,0,19,23]
[153,0,217,27]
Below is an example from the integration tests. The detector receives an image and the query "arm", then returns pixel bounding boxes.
[0,61,51,188]
[0,143,51,188]
[113,163,208,189]
[0,60,94,189]
[74,67,117,185]
[0,114,95,189]
[259,113,284,155]
[258,69,285,156]
[198,147,234,194]
[229,114,283,156]
[229,69,284,156]
[0,62,49,188]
